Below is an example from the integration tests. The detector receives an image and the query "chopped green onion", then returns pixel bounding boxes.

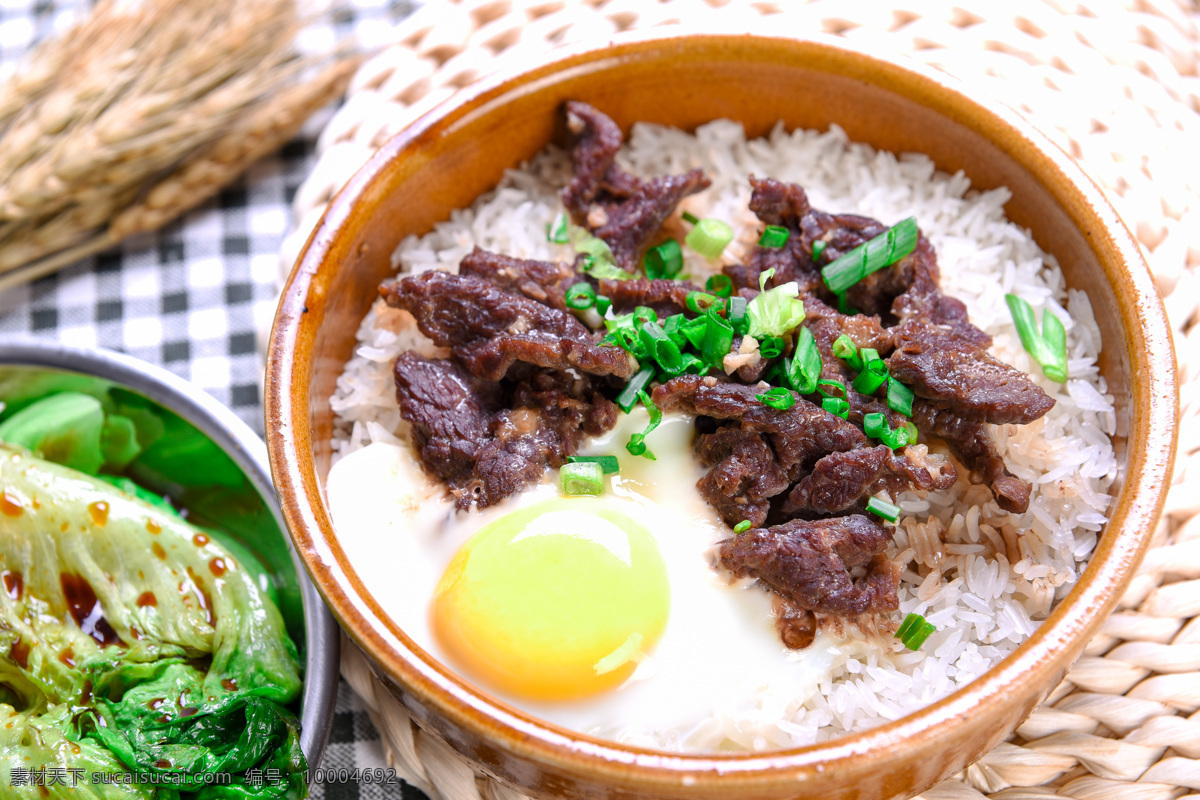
[822,397,850,418]
[756,387,795,410]
[661,314,688,348]
[818,379,846,399]
[568,455,620,474]
[895,612,936,650]
[867,496,900,522]
[852,351,888,395]
[681,211,700,225]
[677,353,705,374]
[644,239,684,280]
[758,225,789,248]
[726,296,749,334]
[822,217,919,294]
[594,295,612,316]
[747,268,806,338]
[565,282,596,310]
[626,390,662,461]
[680,316,709,349]
[832,334,863,371]
[759,336,784,359]
[706,274,733,298]
[904,421,919,443]
[616,365,655,413]
[687,291,719,314]
[733,520,752,534]
[811,240,827,262]
[687,218,735,259]
[640,322,684,373]
[864,412,910,450]
[560,461,604,495]
[786,327,823,393]
[836,292,854,315]
[864,412,887,439]
[547,211,570,244]
[1005,294,1069,382]
[633,306,658,327]
[702,310,735,371]
[887,377,914,416]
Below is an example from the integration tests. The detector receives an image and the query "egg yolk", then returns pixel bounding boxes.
[430,498,669,701]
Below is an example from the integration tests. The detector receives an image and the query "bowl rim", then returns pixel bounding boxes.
[266,28,1177,791]
[0,336,340,770]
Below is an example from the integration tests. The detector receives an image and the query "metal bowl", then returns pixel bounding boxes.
[0,336,339,771]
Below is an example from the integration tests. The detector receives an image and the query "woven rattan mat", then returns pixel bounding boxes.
[281,1,1200,797]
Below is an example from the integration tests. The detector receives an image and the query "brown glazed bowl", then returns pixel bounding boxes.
[266,30,1178,800]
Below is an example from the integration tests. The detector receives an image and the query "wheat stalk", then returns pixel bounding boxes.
[0,0,363,291]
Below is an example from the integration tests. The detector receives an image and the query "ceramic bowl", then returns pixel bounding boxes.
[0,338,340,773]
[265,30,1177,800]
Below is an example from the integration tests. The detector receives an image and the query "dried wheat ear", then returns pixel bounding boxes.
[0,0,363,291]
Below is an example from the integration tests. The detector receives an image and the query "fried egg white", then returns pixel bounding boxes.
[326,410,857,749]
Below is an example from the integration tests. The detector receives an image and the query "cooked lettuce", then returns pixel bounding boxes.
[746,267,806,339]
[0,445,306,799]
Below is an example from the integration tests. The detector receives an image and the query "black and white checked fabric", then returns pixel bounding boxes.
[0,2,433,798]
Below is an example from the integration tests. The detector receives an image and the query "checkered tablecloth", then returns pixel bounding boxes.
[0,2,431,798]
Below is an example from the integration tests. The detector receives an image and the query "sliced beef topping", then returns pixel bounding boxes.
[562,102,711,270]
[887,322,1054,425]
[912,401,1031,513]
[723,177,821,292]
[394,353,617,509]
[392,353,501,487]
[562,101,641,216]
[380,270,633,381]
[693,426,790,527]
[653,375,867,481]
[597,277,697,317]
[458,247,579,310]
[720,515,900,616]
[781,444,956,516]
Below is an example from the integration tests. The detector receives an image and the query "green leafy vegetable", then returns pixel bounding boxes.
[569,225,636,280]
[0,392,106,474]
[746,268,806,339]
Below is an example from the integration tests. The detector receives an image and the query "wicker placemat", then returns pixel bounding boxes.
[281,1,1200,797]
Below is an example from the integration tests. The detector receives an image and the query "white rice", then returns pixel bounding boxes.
[328,120,1116,748]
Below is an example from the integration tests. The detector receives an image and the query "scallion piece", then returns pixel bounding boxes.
[632,305,658,328]
[681,210,700,225]
[886,377,914,416]
[1005,294,1069,382]
[687,218,735,260]
[759,336,784,359]
[726,296,749,334]
[661,314,688,348]
[616,365,655,413]
[677,353,705,374]
[733,520,752,534]
[904,421,919,443]
[565,282,596,310]
[895,612,936,651]
[547,211,570,244]
[832,334,863,371]
[786,327,822,393]
[681,316,709,350]
[702,310,735,371]
[818,379,847,399]
[640,322,684,373]
[863,412,887,440]
[758,225,789,248]
[594,294,612,316]
[560,461,604,495]
[811,240,827,262]
[686,291,719,314]
[867,496,900,522]
[626,390,662,461]
[822,397,850,419]
[756,387,795,410]
[568,455,620,474]
[852,351,888,395]
[644,239,684,280]
[706,274,733,298]
[822,216,919,294]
